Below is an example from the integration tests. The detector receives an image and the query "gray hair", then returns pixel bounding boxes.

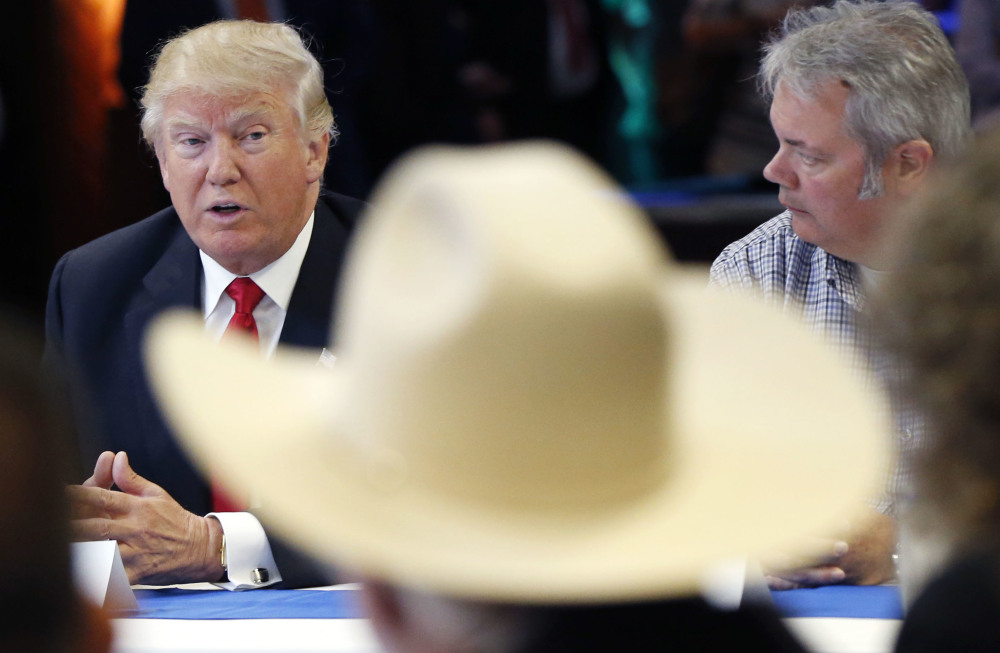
[759,0,970,198]
[140,20,337,151]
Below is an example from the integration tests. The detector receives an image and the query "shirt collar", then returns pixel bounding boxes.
[201,212,315,315]
[822,251,865,311]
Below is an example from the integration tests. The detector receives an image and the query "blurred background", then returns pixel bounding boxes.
[0,0,961,333]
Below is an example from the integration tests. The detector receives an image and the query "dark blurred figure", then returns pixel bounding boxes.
[457,0,620,164]
[0,4,63,322]
[677,0,823,181]
[955,0,1000,130]
[358,1,622,181]
[354,1,479,180]
[0,312,112,653]
[871,126,1000,653]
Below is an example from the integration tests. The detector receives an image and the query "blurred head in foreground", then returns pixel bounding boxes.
[0,315,111,653]
[872,126,1000,599]
[146,142,888,652]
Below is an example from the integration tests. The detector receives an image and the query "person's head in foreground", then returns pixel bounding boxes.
[146,142,889,652]
[0,316,111,653]
[871,127,1000,650]
[141,19,334,276]
[760,0,970,270]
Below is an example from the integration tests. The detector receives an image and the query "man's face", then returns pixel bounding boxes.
[157,90,328,275]
[764,80,897,268]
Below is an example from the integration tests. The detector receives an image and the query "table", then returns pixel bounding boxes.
[772,586,903,653]
[110,585,902,653]
[112,586,379,653]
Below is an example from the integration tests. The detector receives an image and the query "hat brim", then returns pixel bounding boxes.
[145,269,889,602]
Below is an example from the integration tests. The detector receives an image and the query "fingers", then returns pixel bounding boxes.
[82,451,116,489]
[111,451,165,498]
[67,484,133,519]
[766,564,846,590]
[762,538,851,590]
[70,516,146,550]
[766,574,802,591]
[70,516,117,542]
[763,539,849,572]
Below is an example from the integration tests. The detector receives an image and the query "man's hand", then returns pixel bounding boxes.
[82,450,115,489]
[68,451,225,585]
[765,507,897,590]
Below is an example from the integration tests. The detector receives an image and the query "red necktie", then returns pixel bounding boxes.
[234,0,271,22]
[224,277,265,341]
[212,277,265,512]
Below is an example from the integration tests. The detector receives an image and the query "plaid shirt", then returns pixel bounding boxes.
[709,212,918,513]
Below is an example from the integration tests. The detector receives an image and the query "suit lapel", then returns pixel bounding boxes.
[123,222,202,467]
[279,196,352,349]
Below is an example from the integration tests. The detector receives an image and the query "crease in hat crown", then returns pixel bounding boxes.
[330,142,674,511]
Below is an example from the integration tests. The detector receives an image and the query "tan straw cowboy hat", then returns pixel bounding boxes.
[145,142,889,602]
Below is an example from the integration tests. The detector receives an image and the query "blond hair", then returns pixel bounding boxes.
[140,20,336,150]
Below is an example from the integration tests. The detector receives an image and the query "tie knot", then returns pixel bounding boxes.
[225,277,265,314]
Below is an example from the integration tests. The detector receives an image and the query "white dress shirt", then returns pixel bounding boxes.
[199,213,315,590]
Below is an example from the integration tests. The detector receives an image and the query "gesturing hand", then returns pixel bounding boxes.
[764,507,897,590]
[68,451,225,585]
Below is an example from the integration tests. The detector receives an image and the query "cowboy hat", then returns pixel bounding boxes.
[145,142,889,602]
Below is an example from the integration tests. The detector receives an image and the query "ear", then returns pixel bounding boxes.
[359,580,425,653]
[305,132,331,184]
[360,580,404,632]
[890,139,933,195]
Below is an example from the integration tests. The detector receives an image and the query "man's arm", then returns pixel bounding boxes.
[69,451,334,588]
[69,451,226,585]
[764,506,897,590]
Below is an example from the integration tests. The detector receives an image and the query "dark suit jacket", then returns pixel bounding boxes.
[518,596,807,653]
[894,551,1000,653]
[44,191,363,587]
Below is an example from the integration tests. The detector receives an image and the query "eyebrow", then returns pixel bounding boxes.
[782,137,827,156]
[164,104,277,134]
[227,105,276,126]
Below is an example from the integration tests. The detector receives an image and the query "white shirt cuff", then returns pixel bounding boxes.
[207,512,282,590]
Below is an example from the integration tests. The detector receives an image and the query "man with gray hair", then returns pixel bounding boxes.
[710,0,971,588]
[45,20,364,588]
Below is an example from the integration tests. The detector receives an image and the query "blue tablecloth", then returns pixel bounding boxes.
[132,589,364,620]
[130,585,902,621]
[770,585,903,620]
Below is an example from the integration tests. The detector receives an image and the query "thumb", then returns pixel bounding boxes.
[111,451,163,498]
[82,451,115,489]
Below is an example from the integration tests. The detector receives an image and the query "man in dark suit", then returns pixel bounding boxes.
[45,19,363,588]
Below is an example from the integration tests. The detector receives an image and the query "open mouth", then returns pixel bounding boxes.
[211,203,243,214]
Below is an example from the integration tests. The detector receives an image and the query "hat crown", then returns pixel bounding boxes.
[335,145,671,511]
